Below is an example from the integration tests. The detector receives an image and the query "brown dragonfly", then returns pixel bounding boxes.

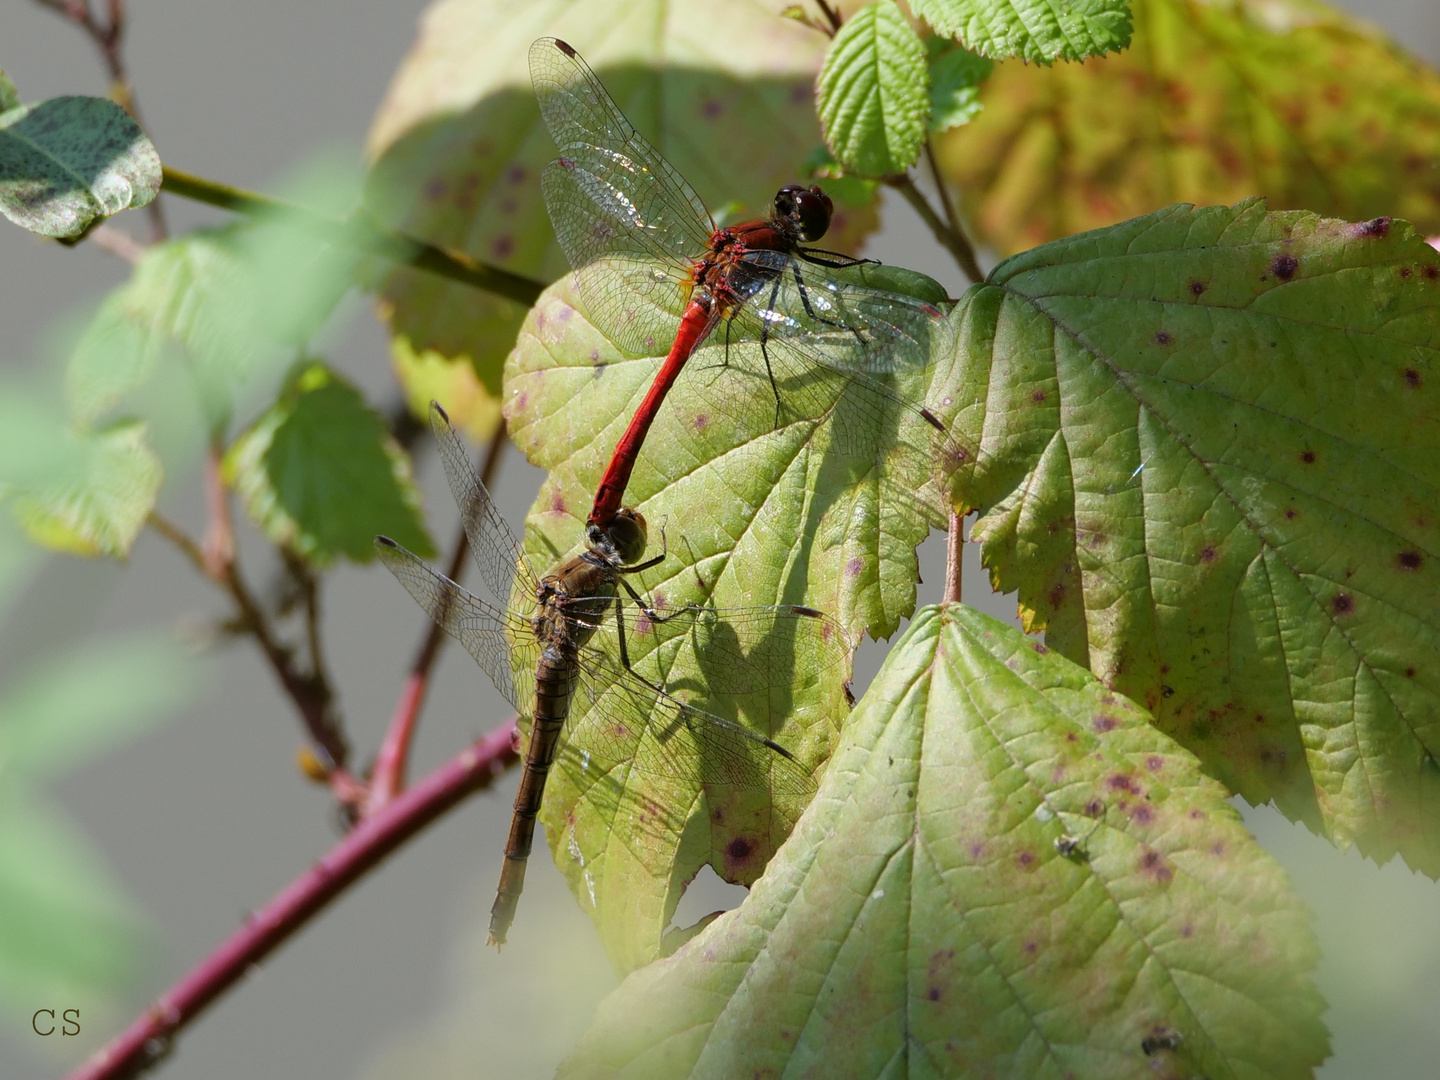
[376,403,845,945]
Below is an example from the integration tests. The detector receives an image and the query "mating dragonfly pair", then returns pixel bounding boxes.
[378,39,952,945]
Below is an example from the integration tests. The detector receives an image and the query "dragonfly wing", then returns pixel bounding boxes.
[540,159,694,357]
[530,38,715,265]
[374,536,535,713]
[426,404,538,607]
[566,603,852,796]
[697,262,960,463]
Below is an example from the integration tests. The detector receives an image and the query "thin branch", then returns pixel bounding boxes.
[34,0,168,240]
[923,139,969,265]
[368,422,508,812]
[160,167,545,307]
[885,173,984,285]
[65,717,521,1080]
[943,509,964,606]
[148,458,352,795]
[87,223,147,263]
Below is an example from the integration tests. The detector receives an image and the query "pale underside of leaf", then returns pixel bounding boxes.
[556,605,1326,1080]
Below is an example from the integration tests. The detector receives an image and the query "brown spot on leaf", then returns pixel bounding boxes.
[1189,808,1206,820]
[1405,667,1417,678]
[1017,850,1035,868]
[1107,772,1137,792]
[1093,715,1119,733]
[694,414,709,430]
[1331,593,1355,616]
[1139,849,1173,882]
[1048,583,1066,607]
[727,837,753,861]
[1084,799,1105,817]
[846,556,864,578]
[1426,265,1440,281]
[1398,550,1423,570]
[1031,388,1047,403]
[1189,279,1206,296]
[1154,330,1172,345]
[1353,217,1391,238]
[1405,368,1423,389]
[549,491,566,514]
[1032,641,1049,655]
[1270,254,1299,281]
[1131,804,1155,825]
[1199,545,1217,563]
[1402,266,1414,279]
[1146,755,1164,771]
[1284,507,1298,519]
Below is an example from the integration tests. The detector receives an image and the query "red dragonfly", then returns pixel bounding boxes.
[529,37,956,531]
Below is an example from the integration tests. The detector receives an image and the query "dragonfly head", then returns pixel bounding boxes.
[587,506,648,566]
[772,184,833,244]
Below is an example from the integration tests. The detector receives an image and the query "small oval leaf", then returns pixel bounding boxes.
[0,96,160,239]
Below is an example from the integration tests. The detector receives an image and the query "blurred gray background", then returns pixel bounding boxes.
[2,2,1439,1078]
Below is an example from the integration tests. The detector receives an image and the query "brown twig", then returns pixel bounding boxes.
[148,454,353,798]
[943,509,964,606]
[368,422,508,812]
[160,167,545,307]
[885,173,984,285]
[87,223,147,263]
[64,717,521,1080]
[34,0,167,240]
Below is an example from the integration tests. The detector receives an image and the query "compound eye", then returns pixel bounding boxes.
[607,508,648,565]
[791,185,833,243]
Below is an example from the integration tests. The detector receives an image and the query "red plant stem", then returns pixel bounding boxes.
[367,421,507,812]
[944,508,964,605]
[66,717,520,1080]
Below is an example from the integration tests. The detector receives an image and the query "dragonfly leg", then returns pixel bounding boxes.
[789,257,868,347]
[755,277,785,429]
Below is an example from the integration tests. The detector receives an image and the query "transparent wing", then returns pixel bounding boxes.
[374,536,536,713]
[559,603,852,797]
[707,257,961,461]
[540,158,695,356]
[427,403,538,606]
[530,37,715,267]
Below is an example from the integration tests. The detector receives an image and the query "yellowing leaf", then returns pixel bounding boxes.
[558,606,1327,1080]
[365,0,877,391]
[937,0,1440,255]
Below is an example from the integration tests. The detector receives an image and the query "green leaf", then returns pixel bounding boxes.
[0,96,160,239]
[953,199,1440,873]
[927,43,993,131]
[505,272,962,967]
[0,797,151,1019]
[0,68,19,113]
[937,0,1440,256]
[224,362,433,565]
[4,418,162,560]
[365,0,876,388]
[0,636,195,781]
[66,222,355,435]
[558,606,1327,1080]
[506,274,962,645]
[816,0,930,177]
[913,0,1133,63]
